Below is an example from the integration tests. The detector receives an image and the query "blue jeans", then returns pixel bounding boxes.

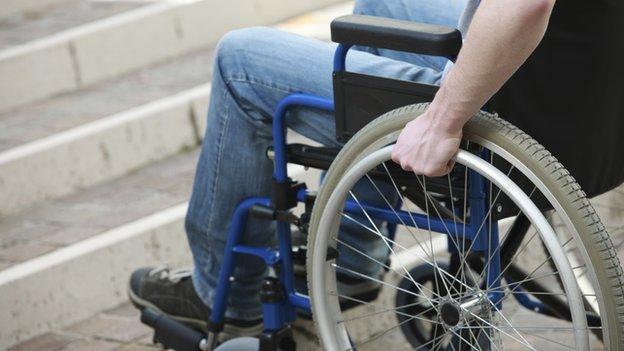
[185,0,466,320]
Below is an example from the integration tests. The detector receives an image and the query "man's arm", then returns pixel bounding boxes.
[391,0,556,176]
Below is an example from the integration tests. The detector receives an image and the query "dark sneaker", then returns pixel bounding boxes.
[128,266,263,336]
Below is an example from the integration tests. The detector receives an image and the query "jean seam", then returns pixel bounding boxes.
[223,76,299,126]
[203,78,231,236]
[224,75,298,95]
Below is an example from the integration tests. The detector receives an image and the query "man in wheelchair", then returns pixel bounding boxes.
[128,0,624,349]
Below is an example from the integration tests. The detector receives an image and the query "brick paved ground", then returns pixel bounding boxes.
[8,303,157,351]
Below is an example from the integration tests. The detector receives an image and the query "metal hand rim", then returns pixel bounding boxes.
[310,145,589,351]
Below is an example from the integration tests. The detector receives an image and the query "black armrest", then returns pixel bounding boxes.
[331,15,462,59]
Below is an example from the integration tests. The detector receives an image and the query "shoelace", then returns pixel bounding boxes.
[150,266,192,283]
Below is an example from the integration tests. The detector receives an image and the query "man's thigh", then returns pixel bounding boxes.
[353,0,467,71]
[217,27,442,146]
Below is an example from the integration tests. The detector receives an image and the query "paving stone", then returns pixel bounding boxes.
[104,302,140,319]
[0,241,57,262]
[115,343,160,351]
[62,339,121,351]
[8,332,74,351]
[134,334,157,346]
[67,314,152,343]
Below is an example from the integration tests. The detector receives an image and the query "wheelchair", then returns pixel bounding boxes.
[140,14,624,350]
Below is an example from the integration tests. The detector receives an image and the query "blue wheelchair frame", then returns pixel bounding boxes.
[208,44,548,339]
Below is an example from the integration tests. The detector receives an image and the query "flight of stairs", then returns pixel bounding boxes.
[0,1,352,348]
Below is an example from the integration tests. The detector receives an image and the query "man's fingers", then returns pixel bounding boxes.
[400,161,413,172]
[419,159,455,178]
[446,159,456,173]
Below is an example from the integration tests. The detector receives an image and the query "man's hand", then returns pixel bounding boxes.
[391,109,462,177]
[391,0,555,177]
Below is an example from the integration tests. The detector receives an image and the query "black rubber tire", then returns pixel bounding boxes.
[307,104,624,349]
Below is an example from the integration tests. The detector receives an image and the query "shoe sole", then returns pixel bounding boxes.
[127,285,264,337]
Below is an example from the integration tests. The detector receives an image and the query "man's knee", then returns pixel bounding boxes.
[215,27,278,77]
[353,0,385,15]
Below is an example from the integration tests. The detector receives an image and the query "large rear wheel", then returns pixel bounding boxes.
[307,104,624,350]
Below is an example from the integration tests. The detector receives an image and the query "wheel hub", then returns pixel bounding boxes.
[439,301,462,327]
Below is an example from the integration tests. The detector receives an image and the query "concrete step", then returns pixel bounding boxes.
[0,0,68,19]
[0,45,215,155]
[0,1,355,217]
[0,149,198,268]
[0,0,148,50]
[0,0,342,113]
[0,45,215,217]
[0,148,198,348]
[0,136,322,348]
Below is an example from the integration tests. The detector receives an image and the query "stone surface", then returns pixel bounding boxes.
[0,241,57,262]
[62,339,120,351]
[0,94,202,217]
[66,314,151,343]
[0,46,215,153]
[0,149,198,266]
[72,6,182,86]
[0,0,66,19]
[0,43,77,113]
[115,344,159,351]
[0,0,146,49]
[0,205,192,349]
[0,0,343,112]
[103,302,140,319]
[7,332,74,351]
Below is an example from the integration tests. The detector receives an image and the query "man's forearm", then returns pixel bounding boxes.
[430,0,556,132]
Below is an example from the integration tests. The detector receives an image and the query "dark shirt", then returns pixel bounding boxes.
[490,0,624,197]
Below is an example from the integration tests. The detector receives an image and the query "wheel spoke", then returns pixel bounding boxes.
[311,141,604,351]
[347,190,442,305]
[339,211,476,294]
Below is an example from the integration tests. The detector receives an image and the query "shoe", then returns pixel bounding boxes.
[128,266,263,337]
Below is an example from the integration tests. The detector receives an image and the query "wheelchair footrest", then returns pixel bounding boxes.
[141,308,209,351]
